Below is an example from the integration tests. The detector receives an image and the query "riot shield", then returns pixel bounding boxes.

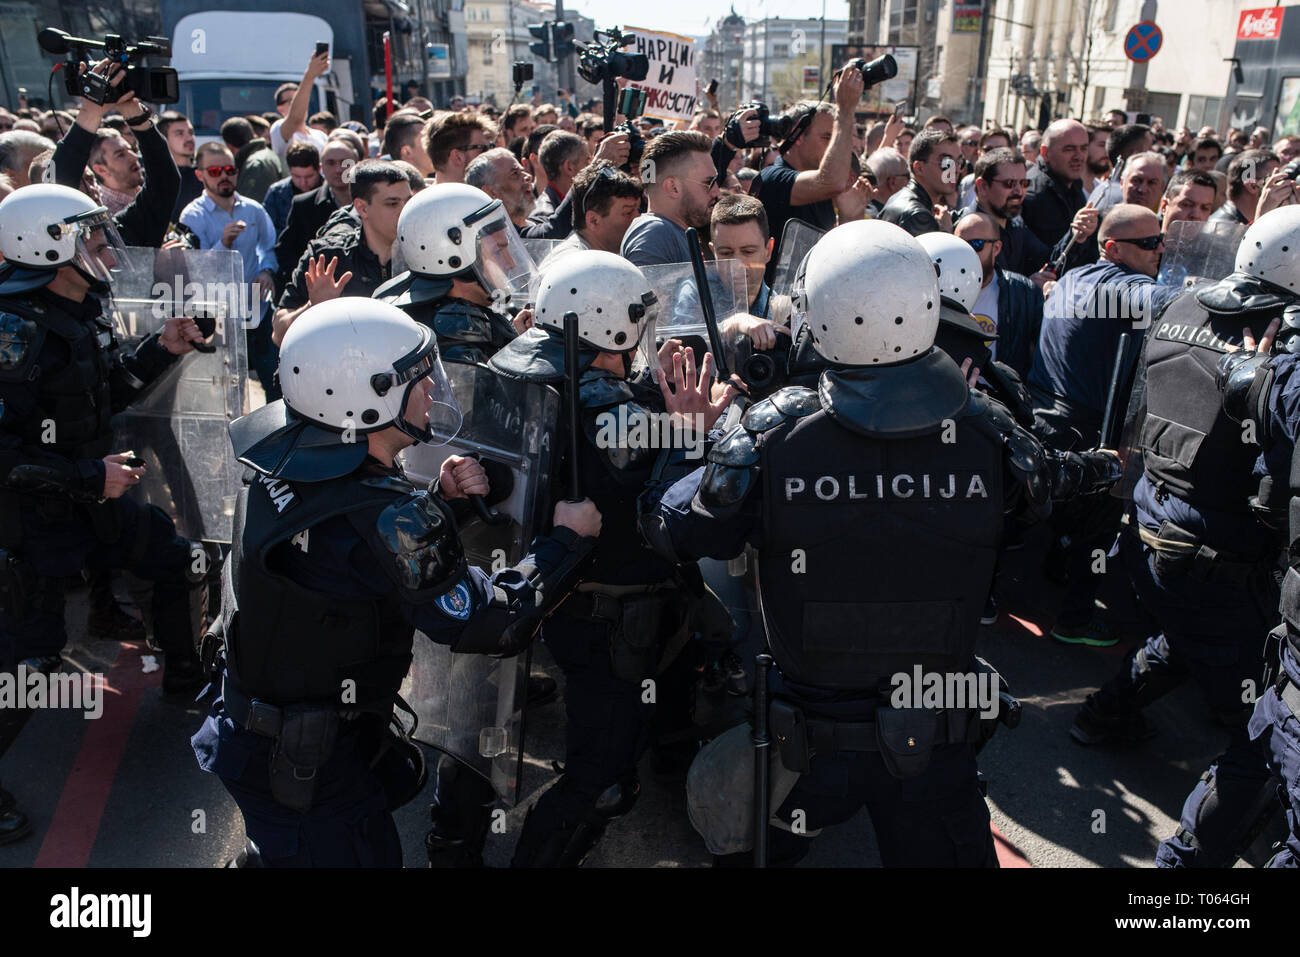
[770,220,825,299]
[107,247,250,543]
[1114,221,1248,498]
[637,259,748,379]
[1157,219,1249,291]
[397,361,560,805]
[523,238,566,277]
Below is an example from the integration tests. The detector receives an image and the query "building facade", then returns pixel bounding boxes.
[464,0,596,107]
[741,17,849,106]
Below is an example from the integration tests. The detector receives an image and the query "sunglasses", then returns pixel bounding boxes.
[965,238,994,251]
[992,178,1030,190]
[1111,233,1164,251]
[456,143,491,156]
[580,166,619,219]
[204,165,238,177]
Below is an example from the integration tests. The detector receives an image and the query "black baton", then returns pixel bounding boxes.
[1101,332,1135,450]
[753,652,773,868]
[685,226,732,381]
[563,312,583,502]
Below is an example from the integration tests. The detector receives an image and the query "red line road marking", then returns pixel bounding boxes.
[34,641,159,868]
[992,823,1031,867]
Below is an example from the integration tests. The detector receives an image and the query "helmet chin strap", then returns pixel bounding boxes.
[72,262,111,296]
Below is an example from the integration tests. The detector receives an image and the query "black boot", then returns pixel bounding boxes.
[0,786,32,846]
[425,755,496,867]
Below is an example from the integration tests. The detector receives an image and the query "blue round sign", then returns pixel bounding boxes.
[1124,21,1163,62]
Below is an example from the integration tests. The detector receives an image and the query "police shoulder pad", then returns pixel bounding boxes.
[708,424,761,467]
[770,386,820,418]
[0,311,41,380]
[699,460,755,511]
[980,395,1019,436]
[374,491,466,594]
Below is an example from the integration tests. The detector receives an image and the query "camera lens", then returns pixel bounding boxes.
[742,353,777,391]
[859,54,898,88]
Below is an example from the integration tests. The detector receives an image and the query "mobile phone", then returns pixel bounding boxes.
[894,100,907,118]
[316,42,329,57]
[707,79,719,96]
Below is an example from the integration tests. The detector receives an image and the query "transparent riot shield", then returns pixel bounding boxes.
[397,361,561,805]
[523,238,566,278]
[770,220,826,299]
[108,247,250,543]
[1157,219,1249,291]
[1115,220,1248,498]
[637,259,748,379]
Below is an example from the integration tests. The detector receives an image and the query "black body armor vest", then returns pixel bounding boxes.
[222,469,422,709]
[754,370,1006,691]
[408,297,517,365]
[1141,289,1281,513]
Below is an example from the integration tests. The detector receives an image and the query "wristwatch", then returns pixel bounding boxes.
[125,104,155,129]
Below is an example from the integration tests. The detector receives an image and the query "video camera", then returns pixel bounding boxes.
[576,27,649,86]
[38,27,179,105]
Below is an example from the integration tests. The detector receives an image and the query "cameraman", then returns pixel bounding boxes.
[749,65,864,280]
[51,60,179,248]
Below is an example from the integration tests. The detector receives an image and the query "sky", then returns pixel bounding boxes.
[560,0,853,41]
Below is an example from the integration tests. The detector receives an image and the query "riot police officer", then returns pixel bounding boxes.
[373,183,529,364]
[1212,209,1300,865]
[191,298,601,867]
[1071,207,1300,868]
[489,250,736,866]
[638,220,1121,866]
[0,184,208,687]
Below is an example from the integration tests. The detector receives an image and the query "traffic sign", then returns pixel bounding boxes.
[1124,21,1163,62]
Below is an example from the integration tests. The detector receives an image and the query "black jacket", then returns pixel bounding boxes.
[958,202,1052,277]
[1022,156,1086,252]
[877,179,944,236]
[992,267,1044,380]
[278,220,394,311]
[53,121,180,248]
[1208,200,1249,225]
[275,182,342,293]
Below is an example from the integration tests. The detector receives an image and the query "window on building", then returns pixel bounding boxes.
[482,40,493,64]
[1004,0,1015,38]
[889,0,919,43]
[774,43,788,58]
[1104,0,1120,32]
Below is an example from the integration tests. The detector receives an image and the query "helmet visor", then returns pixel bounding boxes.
[70,210,130,286]
[377,330,463,446]
[471,206,537,312]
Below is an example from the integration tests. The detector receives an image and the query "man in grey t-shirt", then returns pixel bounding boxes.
[620,131,718,267]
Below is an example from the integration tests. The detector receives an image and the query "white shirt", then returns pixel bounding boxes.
[268,120,328,161]
[972,272,1000,361]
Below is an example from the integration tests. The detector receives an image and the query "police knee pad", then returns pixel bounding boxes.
[1167,767,1283,868]
[592,774,640,822]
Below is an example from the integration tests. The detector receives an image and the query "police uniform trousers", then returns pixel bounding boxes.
[767,740,998,868]
[1247,648,1300,867]
[192,692,421,867]
[0,495,195,668]
[1099,529,1278,866]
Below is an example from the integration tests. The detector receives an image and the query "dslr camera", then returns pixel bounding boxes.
[614,87,648,173]
[39,27,179,104]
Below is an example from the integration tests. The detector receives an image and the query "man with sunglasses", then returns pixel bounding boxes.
[180,142,279,394]
[621,131,718,268]
[1029,204,1180,648]
[966,149,1055,286]
[952,212,1043,381]
[425,112,496,186]
[879,127,961,237]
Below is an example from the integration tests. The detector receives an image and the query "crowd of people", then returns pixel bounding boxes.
[0,44,1299,869]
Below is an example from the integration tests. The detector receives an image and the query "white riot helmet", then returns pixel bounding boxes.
[917,231,983,313]
[279,298,461,444]
[533,250,658,353]
[391,182,535,304]
[793,219,940,366]
[1234,205,1300,295]
[0,183,125,293]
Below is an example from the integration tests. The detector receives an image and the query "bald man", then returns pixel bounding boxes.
[953,211,1044,379]
[1028,204,1180,646]
[1023,119,1090,252]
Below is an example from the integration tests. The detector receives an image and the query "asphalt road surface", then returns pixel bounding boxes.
[0,522,1278,868]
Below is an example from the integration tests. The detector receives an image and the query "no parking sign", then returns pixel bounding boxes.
[1124,21,1163,62]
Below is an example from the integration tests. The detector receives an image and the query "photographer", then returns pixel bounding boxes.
[749,65,864,280]
[51,60,179,248]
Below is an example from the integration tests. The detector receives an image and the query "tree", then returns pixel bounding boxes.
[767,50,822,110]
